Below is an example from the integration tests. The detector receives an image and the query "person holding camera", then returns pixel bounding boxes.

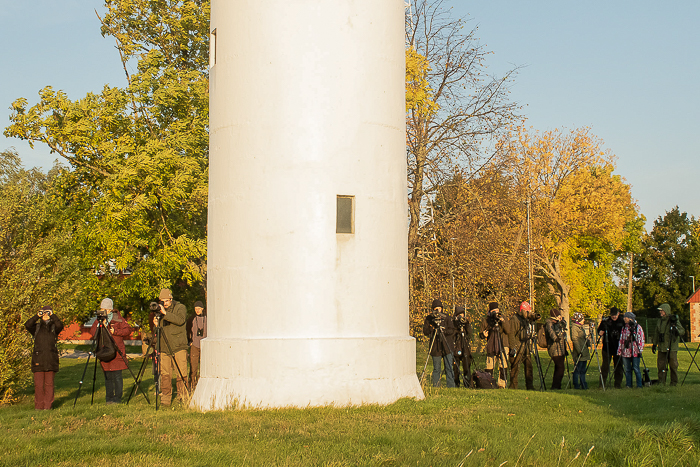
[24,305,64,410]
[422,299,456,388]
[507,301,539,390]
[187,300,207,391]
[597,307,624,389]
[617,312,645,389]
[89,298,132,404]
[155,288,189,406]
[570,312,590,389]
[479,302,509,388]
[545,308,567,390]
[652,303,685,386]
[452,306,473,388]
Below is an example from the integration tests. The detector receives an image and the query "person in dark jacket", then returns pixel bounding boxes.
[156,288,189,406]
[597,307,624,388]
[545,308,567,389]
[24,305,64,410]
[422,299,456,388]
[187,300,207,391]
[652,303,685,386]
[452,306,473,388]
[479,302,509,388]
[508,301,539,390]
[90,298,132,403]
[570,312,590,389]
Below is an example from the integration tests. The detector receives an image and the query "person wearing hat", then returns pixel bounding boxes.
[187,300,207,391]
[24,306,64,409]
[545,308,567,389]
[570,312,590,389]
[452,306,473,388]
[156,288,189,406]
[597,307,624,388]
[422,299,456,388]
[652,303,685,386]
[507,301,539,390]
[617,312,645,388]
[479,302,510,388]
[89,298,132,403]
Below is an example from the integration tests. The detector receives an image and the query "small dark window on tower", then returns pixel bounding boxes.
[336,195,354,234]
[209,29,217,67]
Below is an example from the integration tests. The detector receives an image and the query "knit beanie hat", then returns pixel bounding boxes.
[41,305,53,312]
[609,307,621,316]
[519,301,532,312]
[624,311,636,320]
[572,312,584,323]
[550,308,561,318]
[194,300,204,309]
[100,298,114,310]
[159,288,173,300]
[454,305,465,317]
[431,299,443,310]
[488,302,499,312]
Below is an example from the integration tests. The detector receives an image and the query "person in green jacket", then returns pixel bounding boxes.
[652,303,685,386]
[571,312,590,389]
[156,288,189,406]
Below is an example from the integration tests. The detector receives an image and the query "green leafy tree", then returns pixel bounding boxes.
[4,1,210,319]
[0,150,82,404]
[634,207,700,321]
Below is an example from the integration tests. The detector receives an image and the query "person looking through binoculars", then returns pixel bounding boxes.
[617,312,645,389]
[155,288,189,406]
[422,299,456,388]
[597,307,624,389]
[479,302,509,388]
[187,300,207,392]
[570,312,590,390]
[452,306,473,388]
[545,309,567,390]
[24,305,64,410]
[89,298,132,403]
[652,303,685,386]
[507,301,539,390]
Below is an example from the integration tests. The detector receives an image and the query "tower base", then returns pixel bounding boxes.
[190,337,424,410]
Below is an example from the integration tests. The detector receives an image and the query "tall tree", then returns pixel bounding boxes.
[5,1,210,316]
[634,207,700,321]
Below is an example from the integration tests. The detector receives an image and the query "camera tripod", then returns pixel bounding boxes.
[681,334,700,386]
[73,316,150,407]
[453,321,473,388]
[511,320,546,391]
[128,314,190,409]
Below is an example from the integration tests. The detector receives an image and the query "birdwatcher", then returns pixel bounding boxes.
[545,308,567,390]
[24,305,64,410]
[617,312,645,389]
[452,306,473,388]
[597,307,624,389]
[90,298,132,403]
[652,303,685,386]
[156,288,189,406]
[508,301,540,390]
[422,299,456,388]
[479,302,509,388]
[187,300,207,391]
[570,312,590,389]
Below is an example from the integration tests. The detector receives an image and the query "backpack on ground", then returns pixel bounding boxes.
[472,370,497,389]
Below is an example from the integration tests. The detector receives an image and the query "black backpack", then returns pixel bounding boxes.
[94,326,117,362]
[472,370,497,389]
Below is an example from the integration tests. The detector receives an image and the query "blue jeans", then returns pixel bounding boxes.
[622,357,642,388]
[573,361,588,389]
[432,353,455,388]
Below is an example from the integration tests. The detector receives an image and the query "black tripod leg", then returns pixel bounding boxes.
[102,327,151,404]
[73,353,94,408]
[127,350,151,404]
[90,349,99,405]
[419,331,438,386]
[159,329,191,400]
[681,343,700,386]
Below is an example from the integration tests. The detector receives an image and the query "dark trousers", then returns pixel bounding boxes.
[550,356,566,389]
[432,353,455,388]
[33,371,55,410]
[104,370,123,403]
[509,347,534,390]
[453,354,472,388]
[601,350,624,388]
[657,351,679,385]
[189,345,201,391]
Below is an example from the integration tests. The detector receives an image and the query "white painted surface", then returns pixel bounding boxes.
[192,0,424,410]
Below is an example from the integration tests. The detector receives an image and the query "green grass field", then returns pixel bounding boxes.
[2,342,700,466]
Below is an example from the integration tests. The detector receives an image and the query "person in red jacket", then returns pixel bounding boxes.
[90,298,132,404]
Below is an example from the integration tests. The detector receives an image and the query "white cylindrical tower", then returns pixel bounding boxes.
[192,0,424,410]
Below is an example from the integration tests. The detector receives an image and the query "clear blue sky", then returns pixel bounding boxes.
[1,1,698,230]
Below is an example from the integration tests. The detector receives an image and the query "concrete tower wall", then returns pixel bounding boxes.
[193,0,424,410]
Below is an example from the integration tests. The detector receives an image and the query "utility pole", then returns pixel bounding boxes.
[527,198,533,305]
[627,253,634,313]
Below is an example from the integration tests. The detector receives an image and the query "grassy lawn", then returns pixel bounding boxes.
[2,342,700,466]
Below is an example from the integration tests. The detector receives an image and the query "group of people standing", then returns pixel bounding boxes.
[24,288,207,410]
[423,298,687,391]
